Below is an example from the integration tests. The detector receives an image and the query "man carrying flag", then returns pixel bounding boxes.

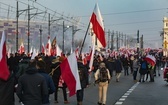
[60,53,89,105]
[0,31,15,105]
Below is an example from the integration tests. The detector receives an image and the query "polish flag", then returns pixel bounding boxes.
[46,38,51,56]
[0,31,10,81]
[89,43,95,72]
[31,48,37,60]
[56,44,62,56]
[42,43,45,54]
[90,3,106,48]
[60,52,81,97]
[144,55,156,66]
[19,42,25,54]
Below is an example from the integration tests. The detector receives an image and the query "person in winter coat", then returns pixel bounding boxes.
[139,58,148,82]
[105,57,116,77]
[115,56,123,82]
[94,62,111,105]
[16,59,48,105]
[76,58,89,105]
[0,73,15,105]
[36,60,55,105]
[132,56,139,81]
[122,57,130,76]
[16,56,30,78]
[51,56,69,104]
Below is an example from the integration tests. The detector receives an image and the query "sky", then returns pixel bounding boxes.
[1,0,168,49]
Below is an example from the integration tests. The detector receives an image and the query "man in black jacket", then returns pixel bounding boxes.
[77,58,89,105]
[0,73,15,105]
[16,60,48,105]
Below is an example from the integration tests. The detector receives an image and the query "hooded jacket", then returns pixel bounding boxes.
[16,67,48,105]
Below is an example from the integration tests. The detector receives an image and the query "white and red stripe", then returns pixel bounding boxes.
[0,31,10,81]
[60,52,81,97]
[90,3,106,48]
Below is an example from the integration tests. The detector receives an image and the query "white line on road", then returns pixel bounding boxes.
[115,82,140,105]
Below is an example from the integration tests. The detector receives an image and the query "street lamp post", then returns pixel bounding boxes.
[72,25,81,51]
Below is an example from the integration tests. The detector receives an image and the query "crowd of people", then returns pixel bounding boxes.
[0,50,165,105]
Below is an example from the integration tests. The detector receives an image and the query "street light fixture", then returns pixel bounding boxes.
[62,23,81,53]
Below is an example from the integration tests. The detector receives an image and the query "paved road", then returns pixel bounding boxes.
[15,69,168,105]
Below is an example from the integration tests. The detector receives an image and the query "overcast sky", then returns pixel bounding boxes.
[1,0,168,48]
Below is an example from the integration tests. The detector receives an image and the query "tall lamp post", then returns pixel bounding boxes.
[72,25,81,51]
[62,21,71,53]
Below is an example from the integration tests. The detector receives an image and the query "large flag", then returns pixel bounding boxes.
[90,3,106,48]
[144,55,156,66]
[0,31,10,81]
[46,38,51,56]
[60,52,81,97]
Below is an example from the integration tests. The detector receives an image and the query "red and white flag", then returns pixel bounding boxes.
[42,43,45,54]
[56,44,62,56]
[89,43,95,72]
[60,52,81,97]
[19,42,25,54]
[90,3,106,48]
[144,55,156,66]
[0,31,10,81]
[46,38,51,56]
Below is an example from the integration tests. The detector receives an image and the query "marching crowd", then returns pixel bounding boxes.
[0,51,165,105]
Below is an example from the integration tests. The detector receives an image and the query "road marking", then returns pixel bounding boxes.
[114,82,140,105]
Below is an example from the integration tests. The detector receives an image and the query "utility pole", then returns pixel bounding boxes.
[118,32,120,49]
[48,13,50,37]
[116,31,119,51]
[72,25,80,51]
[111,30,114,51]
[16,1,19,52]
[62,21,64,53]
[137,30,140,57]
[28,5,30,53]
[39,25,42,52]
[108,29,110,49]
[125,34,127,48]
[27,5,45,53]
[16,1,33,52]
[140,34,143,50]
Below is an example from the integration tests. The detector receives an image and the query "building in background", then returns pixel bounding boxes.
[163,17,168,57]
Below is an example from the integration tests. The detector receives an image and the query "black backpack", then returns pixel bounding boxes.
[99,67,108,82]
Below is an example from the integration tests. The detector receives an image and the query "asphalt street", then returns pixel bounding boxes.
[14,69,168,105]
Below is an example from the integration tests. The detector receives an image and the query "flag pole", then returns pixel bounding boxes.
[80,22,90,55]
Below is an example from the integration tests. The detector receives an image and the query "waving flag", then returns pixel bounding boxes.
[46,38,51,56]
[144,55,156,66]
[42,43,45,54]
[90,3,106,48]
[0,31,10,81]
[60,52,81,97]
